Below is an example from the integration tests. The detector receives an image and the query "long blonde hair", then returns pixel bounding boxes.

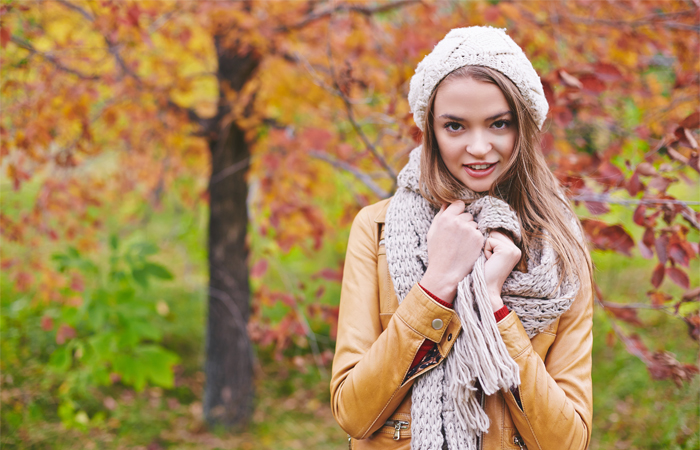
[420,66,592,284]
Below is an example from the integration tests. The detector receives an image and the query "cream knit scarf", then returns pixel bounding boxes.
[385,147,580,450]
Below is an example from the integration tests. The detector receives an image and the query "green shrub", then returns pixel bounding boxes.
[45,236,179,429]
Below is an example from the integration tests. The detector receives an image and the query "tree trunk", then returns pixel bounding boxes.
[203,39,260,428]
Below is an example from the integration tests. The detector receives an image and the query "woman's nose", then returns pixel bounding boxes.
[465,132,491,158]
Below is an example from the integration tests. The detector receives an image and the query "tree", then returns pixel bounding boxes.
[2,0,698,430]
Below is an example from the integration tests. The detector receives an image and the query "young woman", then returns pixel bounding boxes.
[330,27,593,450]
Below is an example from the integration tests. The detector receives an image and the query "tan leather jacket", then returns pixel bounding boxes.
[331,198,593,450]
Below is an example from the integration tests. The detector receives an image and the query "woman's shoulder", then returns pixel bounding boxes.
[354,197,393,225]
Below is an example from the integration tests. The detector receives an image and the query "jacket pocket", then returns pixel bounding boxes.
[350,412,412,450]
[377,412,411,440]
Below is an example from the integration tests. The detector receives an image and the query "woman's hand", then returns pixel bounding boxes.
[483,230,522,311]
[420,201,484,303]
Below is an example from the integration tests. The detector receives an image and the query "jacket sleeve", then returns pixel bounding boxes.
[498,265,594,450]
[330,205,461,439]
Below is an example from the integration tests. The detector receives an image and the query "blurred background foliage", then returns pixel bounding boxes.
[1,0,699,449]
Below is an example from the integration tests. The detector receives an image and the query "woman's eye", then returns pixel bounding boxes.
[492,120,510,129]
[445,122,463,132]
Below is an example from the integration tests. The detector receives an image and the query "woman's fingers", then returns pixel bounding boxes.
[489,230,513,243]
[484,237,495,259]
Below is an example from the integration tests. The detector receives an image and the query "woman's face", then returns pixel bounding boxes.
[432,77,516,193]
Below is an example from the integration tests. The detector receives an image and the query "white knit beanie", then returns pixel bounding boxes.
[408,26,549,131]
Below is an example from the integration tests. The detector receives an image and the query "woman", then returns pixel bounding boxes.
[330,27,593,450]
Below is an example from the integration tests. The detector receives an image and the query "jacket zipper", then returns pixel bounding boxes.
[513,435,527,449]
[385,420,409,440]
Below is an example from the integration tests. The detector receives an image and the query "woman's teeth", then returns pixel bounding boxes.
[466,164,493,170]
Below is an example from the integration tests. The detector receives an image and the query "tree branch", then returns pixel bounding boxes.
[570,194,700,206]
[55,0,95,21]
[309,150,390,198]
[10,36,100,81]
[276,0,419,32]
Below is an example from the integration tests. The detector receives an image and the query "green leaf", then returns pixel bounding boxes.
[49,346,72,372]
[132,268,149,288]
[112,353,146,391]
[132,242,158,257]
[143,262,173,280]
[137,345,179,388]
[109,234,119,251]
[128,319,162,341]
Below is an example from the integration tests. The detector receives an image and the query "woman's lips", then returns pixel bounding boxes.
[463,163,497,178]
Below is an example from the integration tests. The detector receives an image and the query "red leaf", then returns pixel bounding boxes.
[651,263,665,288]
[70,274,84,292]
[605,303,643,326]
[642,227,655,248]
[584,200,609,215]
[647,175,672,193]
[647,351,699,386]
[666,267,690,289]
[579,73,606,93]
[685,314,700,341]
[636,162,656,177]
[0,27,10,48]
[301,127,333,151]
[552,106,573,127]
[315,268,343,283]
[633,204,647,226]
[596,161,625,188]
[615,332,698,386]
[674,127,698,150]
[680,111,700,129]
[626,171,643,196]
[251,259,268,278]
[655,233,669,264]
[668,243,690,267]
[56,324,76,345]
[638,240,653,259]
[581,219,635,256]
[593,63,622,82]
[41,316,54,331]
[409,126,422,144]
[542,80,555,106]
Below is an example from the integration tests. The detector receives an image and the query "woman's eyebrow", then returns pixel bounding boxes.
[485,110,512,121]
[437,114,465,121]
[437,111,513,122]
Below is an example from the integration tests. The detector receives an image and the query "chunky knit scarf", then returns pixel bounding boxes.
[385,147,580,450]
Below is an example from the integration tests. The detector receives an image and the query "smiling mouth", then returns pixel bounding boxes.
[464,163,496,170]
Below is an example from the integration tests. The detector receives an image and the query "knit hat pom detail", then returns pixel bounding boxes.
[408,26,548,131]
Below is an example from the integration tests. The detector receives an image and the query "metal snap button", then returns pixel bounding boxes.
[447,333,452,341]
[432,318,443,330]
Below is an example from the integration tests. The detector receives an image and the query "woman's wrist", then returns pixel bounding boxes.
[489,291,505,312]
[420,270,457,304]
